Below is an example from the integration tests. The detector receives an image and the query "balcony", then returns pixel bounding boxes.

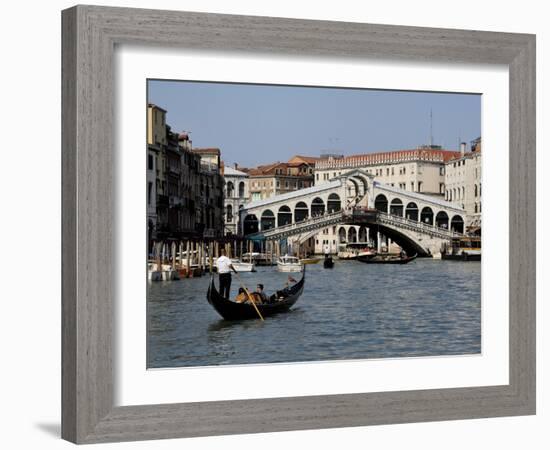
[157,194,169,207]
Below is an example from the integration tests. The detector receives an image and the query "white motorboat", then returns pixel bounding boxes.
[230,259,256,272]
[214,258,256,272]
[337,243,377,260]
[147,262,180,281]
[277,255,303,273]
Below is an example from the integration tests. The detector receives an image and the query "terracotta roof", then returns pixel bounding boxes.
[288,155,320,164]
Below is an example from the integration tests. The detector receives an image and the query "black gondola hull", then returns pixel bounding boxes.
[206,271,305,320]
[357,254,417,265]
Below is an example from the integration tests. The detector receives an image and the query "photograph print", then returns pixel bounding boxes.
[146,80,482,369]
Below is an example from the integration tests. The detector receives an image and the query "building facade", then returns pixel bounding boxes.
[190,148,225,239]
[444,138,482,229]
[314,146,461,197]
[146,104,225,248]
[247,156,318,201]
[222,165,250,236]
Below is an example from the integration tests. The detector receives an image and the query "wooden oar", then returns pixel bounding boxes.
[233,271,264,321]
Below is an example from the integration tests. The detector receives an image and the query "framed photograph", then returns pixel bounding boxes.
[62,5,536,444]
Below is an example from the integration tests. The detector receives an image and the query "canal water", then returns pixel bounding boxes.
[147,259,481,368]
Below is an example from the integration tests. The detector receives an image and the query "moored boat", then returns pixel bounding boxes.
[300,257,321,265]
[214,258,256,272]
[206,269,306,320]
[277,255,303,272]
[147,262,180,281]
[357,254,417,265]
[337,242,377,260]
[441,237,481,261]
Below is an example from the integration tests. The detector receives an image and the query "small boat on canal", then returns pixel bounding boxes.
[300,257,321,265]
[441,237,481,261]
[323,255,334,268]
[277,255,303,272]
[213,258,256,272]
[357,253,417,265]
[206,269,306,320]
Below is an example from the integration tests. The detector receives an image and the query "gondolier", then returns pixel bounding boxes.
[216,249,237,299]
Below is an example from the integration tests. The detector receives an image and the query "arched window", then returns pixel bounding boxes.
[390,198,404,216]
[327,193,341,213]
[311,197,325,216]
[238,181,245,198]
[226,181,234,198]
[348,227,357,243]
[420,207,434,225]
[338,227,347,243]
[374,194,388,213]
[243,214,259,235]
[474,184,478,197]
[358,226,368,242]
[226,204,233,222]
[435,211,449,229]
[451,215,464,234]
[277,205,292,227]
[260,209,276,231]
[405,202,419,221]
[294,202,309,222]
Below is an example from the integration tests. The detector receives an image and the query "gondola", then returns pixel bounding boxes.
[206,269,306,320]
[357,254,418,265]
[323,255,334,268]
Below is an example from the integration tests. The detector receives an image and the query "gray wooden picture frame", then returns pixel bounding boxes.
[61,5,536,444]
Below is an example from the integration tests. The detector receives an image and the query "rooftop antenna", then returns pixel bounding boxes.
[429,109,433,147]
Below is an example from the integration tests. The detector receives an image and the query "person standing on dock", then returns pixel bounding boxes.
[216,249,237,299]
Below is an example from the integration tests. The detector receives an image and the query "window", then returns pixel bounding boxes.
[148,154,154,170]
[316,173,319,181]
[440,183,445,194]
[147,182,152,205]
[440,167,444,176]
[418,181,423,192]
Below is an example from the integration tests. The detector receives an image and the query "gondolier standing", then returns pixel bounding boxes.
[216,249,237,299]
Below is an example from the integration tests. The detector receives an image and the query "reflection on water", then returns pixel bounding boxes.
[147,259,481,368]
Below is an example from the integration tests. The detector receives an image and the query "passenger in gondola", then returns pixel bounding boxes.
[235,287,248,303]
[255,284,268,303]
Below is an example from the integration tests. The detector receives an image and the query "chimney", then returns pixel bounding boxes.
[460,142,466,156]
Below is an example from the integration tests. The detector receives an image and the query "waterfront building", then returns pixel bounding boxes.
[311,145,461,254]
[146,104,225,246]
[247,155,318,201]
[191,148,225,239]
[444,138,482,230]
[147,104,167,247]
[222,164,250,236]
[314,146,460,197]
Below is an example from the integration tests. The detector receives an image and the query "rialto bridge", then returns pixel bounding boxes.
[239,169,468,256]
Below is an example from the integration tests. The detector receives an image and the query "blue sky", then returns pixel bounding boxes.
[148,80,481,167]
